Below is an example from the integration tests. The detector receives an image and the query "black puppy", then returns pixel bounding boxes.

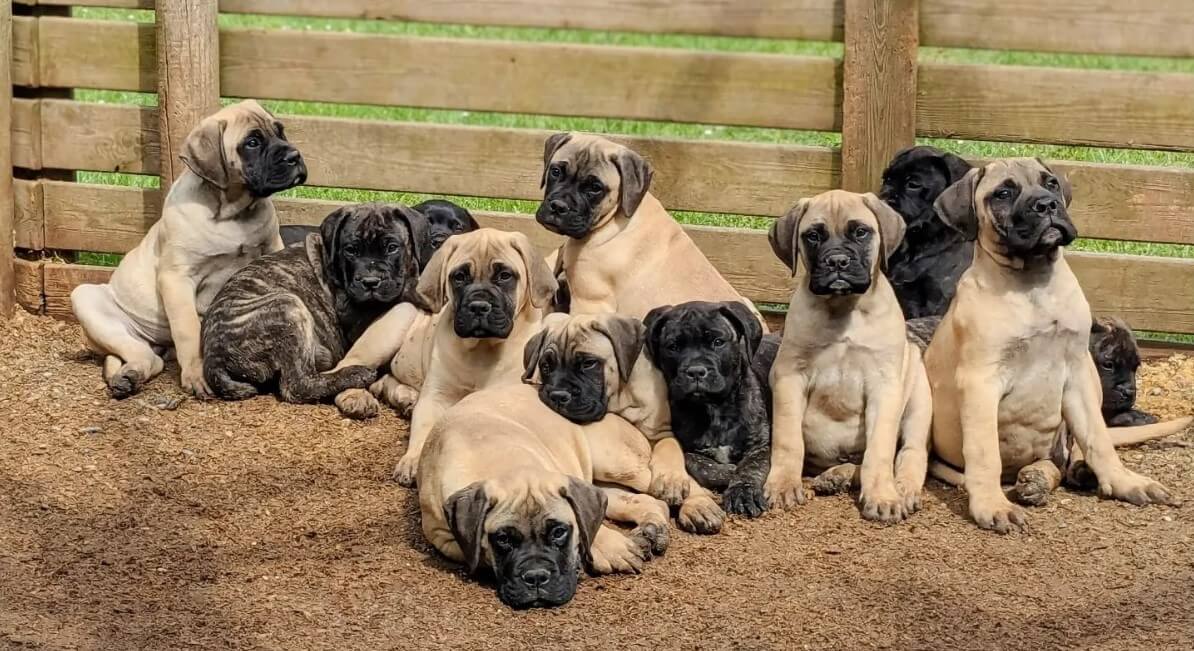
[644,301,776,518]
[202,203,426,402]
[879,145,974,318]
[279,199,478,269]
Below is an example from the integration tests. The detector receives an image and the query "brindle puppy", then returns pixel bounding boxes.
[202,203,425,402]
[643,301,778,518]
[879,146,974,318]
[279,199,478,267]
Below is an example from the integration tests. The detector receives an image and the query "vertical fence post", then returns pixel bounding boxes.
[841,0,919,193]
[156,0,220,190]
[1,1,15,317]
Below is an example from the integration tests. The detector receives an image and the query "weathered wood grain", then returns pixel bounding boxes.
[13,179,46,252]
[156,0,221,188]
[1,3,15,314]
[10,15,37,87]
[841,0,917,192]
[13,259,44,315]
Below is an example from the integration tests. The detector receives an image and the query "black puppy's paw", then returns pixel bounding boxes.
[722,482,767,518]
[1063,460,1100,491]
[107,370,144,400]
[1107,409,1159,427]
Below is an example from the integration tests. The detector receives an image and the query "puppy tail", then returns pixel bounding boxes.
[1109,416,1193,447]
[204,363,259,401]
[928,460,965,487]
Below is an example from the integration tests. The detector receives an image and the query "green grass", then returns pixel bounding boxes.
[67,7,1194,343]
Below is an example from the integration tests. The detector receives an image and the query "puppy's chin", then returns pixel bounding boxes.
[535,208,594,239]
[668,378,732,402]
[809,274,871,296]
[538,387,608,424]
[246,169,307,198]
[1004,216,1077,259]
[346,283,401,305]
[452,314,514,339]
[497,573,578,609]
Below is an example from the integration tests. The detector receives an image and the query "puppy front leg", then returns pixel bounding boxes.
[393,379,449,487]
[957,372,1026,533]
[722,444,770,518]
[647,436,690,506]
[859,377,909,524]
[684,451,737,491]
[894,363,932,514]
[157,268,211,399]
[601,487,669,557]
[1063,357,1175,506]
[765,372,809,509]
[332,302,418,371]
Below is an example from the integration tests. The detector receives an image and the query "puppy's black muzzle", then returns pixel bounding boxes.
[809,250,871,296]
[497,558,578,609]
[1004,192,1076,256]
[453,286,514,338]
[347,270,403,304]
[535,195,593,239]
[538,383,607,424]
[1103,385,1136,413]
[249,144,307,197]
[668,358,731,400]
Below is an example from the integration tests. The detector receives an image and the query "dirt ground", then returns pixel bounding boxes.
[1,313,1192,651]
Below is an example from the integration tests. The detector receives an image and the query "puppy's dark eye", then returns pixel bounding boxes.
[581,358,600,371]
[385,243,401,255]
[905,179,922,191]
[244,136,261,149]
[549,166,562,180]
[344,245,358,257]
[804,231,821,245]
[548,524,570,547]
[1100,361,1114,371]
[1045,177,1060,191]
[666,341,679,353]
[491,531,512,550]
[853,226,870,240]
[994,187,1013,200]
[712,337,726,348]
[585,182,604,196]
[451,269,470,284]
[495,270,514,283]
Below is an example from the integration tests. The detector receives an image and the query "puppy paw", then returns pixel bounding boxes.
[811,469,854,496]
[588,530,650,575]
[1100,469,1179,507]
[722,482,768,518]
[970,495,1028,534]
[107,369,144,400]
[391,452,420,487]
[895,479,923,514]
[372,377,419,419]
[335,388,379,420]
[629,522,669,556]
[764,469,808,510]
[859,487,909,524]
[1010,465,1058,507]
[647,471,690,507]
[1063,460,1099,491]
[180,365,213,400]
[677,494,725,535]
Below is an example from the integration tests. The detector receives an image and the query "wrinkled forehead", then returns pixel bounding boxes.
[664,306,734,339]
[552,137,621,175]
[801,191,876,232]
[342,206,402,241]
[543,316,607,354]
[216,103,280,141]
[448,233,521,274]
[978,158,1050,193]
[485,477,574,531]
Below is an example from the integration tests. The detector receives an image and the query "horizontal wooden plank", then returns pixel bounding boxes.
[218,0,843,41]
[920,0,1194,59]
[14,259,44,316]
[31,99,838,217]
[11,16,37,87]
[35,17,840,131]
[1050,160,1194,247]
[32,181,1194,333]
[13,179,45,251]
[43,262,112,319]
[918,62,1194,152]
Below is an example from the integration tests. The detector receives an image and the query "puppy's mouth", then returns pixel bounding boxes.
[539,386,607,424]
[535,205,593,239]
[810,272,870,296]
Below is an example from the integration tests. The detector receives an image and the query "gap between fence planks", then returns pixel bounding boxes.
[15,100,1194,245]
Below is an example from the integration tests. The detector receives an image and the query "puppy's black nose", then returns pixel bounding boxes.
[549,390,572,406]
[284,149,302,167]
[467,301,492,315]
[826,254,851,270]
[549,199,569,216]
[1033,197,1059,214]
[521,568,552,588]
[360,276,382,289]
[684,366,708,380]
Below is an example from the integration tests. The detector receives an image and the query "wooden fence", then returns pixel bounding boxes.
[3,0,1194,337]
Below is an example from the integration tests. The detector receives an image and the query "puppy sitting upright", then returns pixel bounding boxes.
[642,302,777,518]
[535,133,765,327]
[392,229,558,486]
[765,191,933,523]
[925,158,1175,533]
[202,203,425,403]
[878,146,973,318]
[71,100,306,398]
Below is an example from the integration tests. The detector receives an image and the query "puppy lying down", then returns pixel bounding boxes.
[201,203,426,402]
[418,383,670,608]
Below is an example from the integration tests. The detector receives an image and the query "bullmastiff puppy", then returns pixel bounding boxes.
[925,158,1177,533]
[387,228,558,486]
[765,190,933,523]
[201,203,426,403]
[419,383,671,608]
[279,199,478,265]
[534,133,765,328]
[642,301,780,518]
[520,312,726,533]
[71,100,306,399]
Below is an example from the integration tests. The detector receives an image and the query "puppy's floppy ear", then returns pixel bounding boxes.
[1035,157,1073,207]
[1090,317,1109,335]
[717,301,763,360]
[510,233,558,309]
[561,477,607,574]
[319,206,353,288]
[611,148,654,218]
[458,206,480,232]
[642,305,673,363]
[933,167,984,241]
[179,118,228,189]
[521,327,549,383]
[540,132,573,189]
[862,192,907,270]
[770,199,809,275]
[443,482,494,574]
[940,152,973,184]
[391,204,430,265]
[416,236,460,312]
[592,315,646,385]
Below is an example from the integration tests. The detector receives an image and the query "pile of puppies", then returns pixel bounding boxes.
[71,103,1192,609]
